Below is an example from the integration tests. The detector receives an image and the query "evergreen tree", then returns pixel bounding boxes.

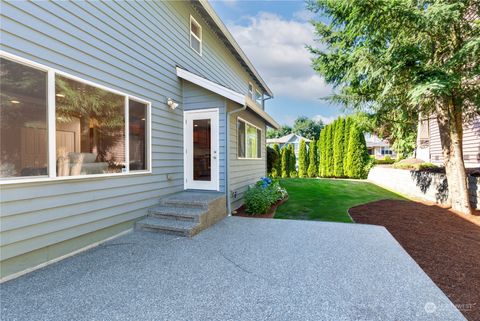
[317,136,322,176]
[333,118,345,177]
[326,124,335,177]
[309,0,478,213]
[345,125,369,179]
[307,139,317,177]
[298,139,307,177]
[318,130,326,176]
[272,144,281,178]
[281,146,289,178]
[288,144,297,177]
[343,117,352,176]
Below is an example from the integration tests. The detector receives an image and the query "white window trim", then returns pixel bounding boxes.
[0,51,153,185]
[255,88,262,106]
[248,82,254,99]
[190,15,202,56]
[237,117,262,160]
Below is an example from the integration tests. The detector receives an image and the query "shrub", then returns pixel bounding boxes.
[325,124,335,176]
[244,178,288,215]
[417,162,438,170]
[266,146,279,175]
[298,139,308,177]
[374,156,395,165]
[308,139,318,177]
[244,187,271,214]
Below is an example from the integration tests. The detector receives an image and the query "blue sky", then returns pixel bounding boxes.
[210,0,343,125]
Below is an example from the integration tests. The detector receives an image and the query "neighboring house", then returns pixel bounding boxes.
[416,116,480,168]
[267,133,311,167]
[364,133,396,159]
[0,0,279,280]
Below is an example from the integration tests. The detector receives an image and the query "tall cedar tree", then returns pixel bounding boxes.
[309,0,479,214]
[272,144,282,178]
[326,124,335,177]
[333,118,345,177]
[343,117,352,176]
[317,136,323,176]
[308,139,318,177]
[320,128,328,176]
[345,125,369,179]
[298,139,308,177]
[288,144,297,177]
[281,146,289,178]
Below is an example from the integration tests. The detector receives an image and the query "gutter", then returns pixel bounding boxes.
[225,103,247,215]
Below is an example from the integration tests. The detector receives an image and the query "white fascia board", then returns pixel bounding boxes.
[176,67,244,105]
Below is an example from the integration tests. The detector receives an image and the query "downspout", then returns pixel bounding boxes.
[226,102,247,216]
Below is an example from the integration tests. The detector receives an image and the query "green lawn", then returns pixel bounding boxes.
[275,178,405,222]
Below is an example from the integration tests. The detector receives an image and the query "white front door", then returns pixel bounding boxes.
[184,109,219,191]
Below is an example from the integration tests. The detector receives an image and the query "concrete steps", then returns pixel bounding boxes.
[136,191,226,237]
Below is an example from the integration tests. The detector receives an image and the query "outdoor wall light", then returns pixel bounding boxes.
[167,98,179,110]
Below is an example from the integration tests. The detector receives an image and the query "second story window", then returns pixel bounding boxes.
[255,89,262,106]
[248,83,253,99]
[190,16,202,55]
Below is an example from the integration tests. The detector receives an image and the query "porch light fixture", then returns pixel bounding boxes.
[167,98,178,110]
[9,100,20,104]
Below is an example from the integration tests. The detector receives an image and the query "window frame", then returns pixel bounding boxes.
[255,88,262,106]
[248,83,254,99]
[237,117,262,160]
[0,51,152,185]
[189,15,202,56]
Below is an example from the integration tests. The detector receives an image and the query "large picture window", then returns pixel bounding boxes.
[1,58,48,178]
[0,54,151,182]
[237,118,262,159]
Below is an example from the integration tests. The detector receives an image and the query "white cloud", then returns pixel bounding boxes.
[228,11,332,101]
[312,114,337,125]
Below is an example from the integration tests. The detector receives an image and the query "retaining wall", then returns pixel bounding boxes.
[368,166,479,209]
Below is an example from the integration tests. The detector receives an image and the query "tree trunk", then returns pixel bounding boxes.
[436,101,473,215]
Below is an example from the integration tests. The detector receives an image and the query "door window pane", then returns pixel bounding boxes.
[0,58,48,178]
[237,120,245,158]
[129,100,147,171]
[55,75,125,176]
[193,119,211,181]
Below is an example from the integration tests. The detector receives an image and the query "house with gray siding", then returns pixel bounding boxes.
[0,0,279,280]
[416,116,480,168]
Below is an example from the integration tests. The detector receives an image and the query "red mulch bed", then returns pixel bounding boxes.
[349,200,480,321]
[232,197,288,219]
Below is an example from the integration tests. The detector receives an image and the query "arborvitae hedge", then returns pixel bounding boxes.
[288,144,297,177]
[320,129,327,177]
[345,124,369,178]
[298,139,307,177]
[281,146,289,178]
[343,117,352,175]
[333,118,345,177]
[272,144,281,178]
[326,124,335,177]
[317,136,322,176]
[308,139,318,177]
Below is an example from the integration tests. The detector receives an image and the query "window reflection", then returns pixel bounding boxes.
[0,58,48,178]
[55,75,125,176]
[129,99,147,171]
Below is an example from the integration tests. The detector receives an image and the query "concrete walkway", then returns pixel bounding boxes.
[0,217,465,321]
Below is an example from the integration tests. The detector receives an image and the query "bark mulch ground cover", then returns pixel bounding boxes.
[349,200,480,321]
